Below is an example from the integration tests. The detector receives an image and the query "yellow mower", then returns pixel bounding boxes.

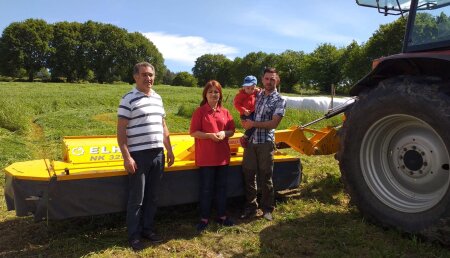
[4,123,340,221]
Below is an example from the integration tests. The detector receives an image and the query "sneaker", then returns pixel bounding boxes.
[141,232,163,243]
[196,220,209,232]
[216,217,234,226]
[239,136,248,148]
[263,212,273,221]
[240,209,257,219]
[129,239,145,251]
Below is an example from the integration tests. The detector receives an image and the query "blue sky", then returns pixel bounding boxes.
[0,0,398,73]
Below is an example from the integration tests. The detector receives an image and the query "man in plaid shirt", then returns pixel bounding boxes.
[240,67,286,221]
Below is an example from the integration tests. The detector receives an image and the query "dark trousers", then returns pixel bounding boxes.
[242,142,275,212]
[199,165,228,219]
[240,112,255,138]
[127,148,164,241]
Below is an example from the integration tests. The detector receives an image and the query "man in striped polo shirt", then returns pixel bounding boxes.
[117,62,174,251]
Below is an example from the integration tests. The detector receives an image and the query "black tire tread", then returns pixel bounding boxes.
[337,76,450,243]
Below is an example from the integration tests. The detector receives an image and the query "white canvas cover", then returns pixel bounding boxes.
[284,96,355,112]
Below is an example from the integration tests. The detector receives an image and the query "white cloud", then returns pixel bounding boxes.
[278,19,354,44]
[143,32,238,68]
[245,11,355,46]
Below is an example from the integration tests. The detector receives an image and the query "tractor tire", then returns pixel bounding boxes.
[337,76,450,236]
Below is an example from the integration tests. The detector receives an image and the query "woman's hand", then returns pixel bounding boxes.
[216,131,226,140]
[207,132,221,142]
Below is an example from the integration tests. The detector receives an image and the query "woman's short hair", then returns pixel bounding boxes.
[200,80,223,106]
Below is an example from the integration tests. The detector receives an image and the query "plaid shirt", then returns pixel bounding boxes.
[250,90,286,144]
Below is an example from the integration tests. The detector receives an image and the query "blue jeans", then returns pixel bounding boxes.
[199,165,228,219]
[241,112,255,138]
[127,148,164,241]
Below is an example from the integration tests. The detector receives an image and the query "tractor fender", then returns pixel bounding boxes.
[351,51,450,96]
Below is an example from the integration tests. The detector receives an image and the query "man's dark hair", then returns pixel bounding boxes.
[262,67,281,87]
[263,67,278,75]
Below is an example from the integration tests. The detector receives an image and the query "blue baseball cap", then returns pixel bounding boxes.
[242,75,257,87]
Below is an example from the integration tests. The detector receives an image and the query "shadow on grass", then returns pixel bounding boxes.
[0,203,203,257]
[276,172,344,206]
[255,210,376,257]
[0,173,369,257]
[0,213,129,257]
[254,211,450,257]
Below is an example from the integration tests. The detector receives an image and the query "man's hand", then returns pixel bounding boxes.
[241,119,254,130]
[243,110,251,116]
[124,157,138,174]
[166,150,175,167]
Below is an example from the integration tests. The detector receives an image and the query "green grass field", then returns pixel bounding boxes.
[1,82,449,257]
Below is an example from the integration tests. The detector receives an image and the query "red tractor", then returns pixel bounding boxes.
[337,0,450,238]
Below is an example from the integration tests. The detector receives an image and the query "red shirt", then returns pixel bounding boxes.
[233,88,258,115]
[190,104,235,167]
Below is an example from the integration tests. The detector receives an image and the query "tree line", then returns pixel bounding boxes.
[0,17,409,93]
[0,19,165,84]
[189,16,406,93]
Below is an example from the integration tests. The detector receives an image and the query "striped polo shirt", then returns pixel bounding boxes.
[118,87,166,152]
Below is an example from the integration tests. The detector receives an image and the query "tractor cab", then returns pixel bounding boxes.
[357,0,450,52]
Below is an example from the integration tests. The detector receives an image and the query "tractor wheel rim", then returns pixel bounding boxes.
[361,114,450,213]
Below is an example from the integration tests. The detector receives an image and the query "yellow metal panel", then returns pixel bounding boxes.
[63,136,123,164]
[6,127,341,182]
[5,153,299,181]
[4,159,51,181]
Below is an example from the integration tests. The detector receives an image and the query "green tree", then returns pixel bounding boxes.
[0,33,16,77]
[365,17,406,63]
[162,69,176,85]
[303,43,343,93]
[123,32,166,84]
[217,57,233,87]
[0,19,166,84]
[79,21,102,81]
[411,13,438,44]
[233,51,268,85]
[263,53,280,69]
[49,21,83,82]
[0,19,53,81]
[78,22,166,84]
[229,56,242,87]
[276,50,305,93]
[89,23,129,83]
[192,54,232,87]
[435,12,450,39]
[172,72,198,87]
[340,40,369,91]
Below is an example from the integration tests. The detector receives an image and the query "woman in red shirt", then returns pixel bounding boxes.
[190,80,236,232]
